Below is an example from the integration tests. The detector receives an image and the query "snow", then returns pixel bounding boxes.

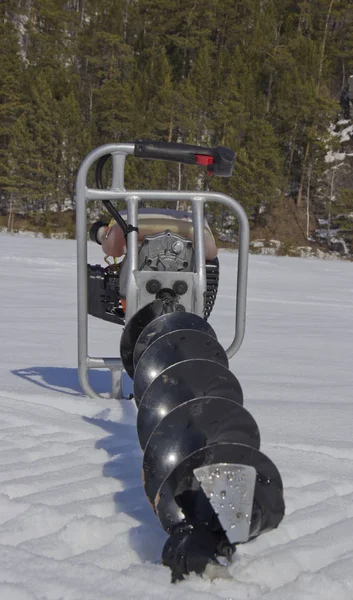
[324,150,347,163]
[339,125,353,143]
[328,122,353,143]
[325,121,353,162]
[0,232,353,599]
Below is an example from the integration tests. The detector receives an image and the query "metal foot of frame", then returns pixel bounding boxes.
[117,370,134,400]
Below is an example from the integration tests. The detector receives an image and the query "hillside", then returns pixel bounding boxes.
[1,1,353,252]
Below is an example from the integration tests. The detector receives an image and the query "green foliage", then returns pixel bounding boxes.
[66,215,76,239]
[9,73,61,208]
[1,0,353,242]
[334,189,353,222]
[0,8,24,196]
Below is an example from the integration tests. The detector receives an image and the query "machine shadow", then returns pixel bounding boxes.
[84,409,167,564]
[11,366,111,397]
[11,365,166,562]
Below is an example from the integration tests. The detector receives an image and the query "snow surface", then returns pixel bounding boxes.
[0,233,353,599]
[324,150,347,163]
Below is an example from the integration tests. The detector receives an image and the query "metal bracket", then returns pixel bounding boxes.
[135,271,198,314]
[76,144,250,400]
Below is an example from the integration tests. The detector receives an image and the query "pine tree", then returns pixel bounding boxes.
[9,73,61,212]
[2,0,353,242]
[0,6,24,208]
[56,90,91,210]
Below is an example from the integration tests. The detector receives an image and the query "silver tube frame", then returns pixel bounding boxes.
[76,144,250,399]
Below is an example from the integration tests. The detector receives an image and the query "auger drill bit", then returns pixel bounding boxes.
[120,303,285,582]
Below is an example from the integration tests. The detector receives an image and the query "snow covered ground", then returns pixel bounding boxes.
[0,232,353,600]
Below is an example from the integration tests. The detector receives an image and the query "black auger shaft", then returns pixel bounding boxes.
[120,303,285,582]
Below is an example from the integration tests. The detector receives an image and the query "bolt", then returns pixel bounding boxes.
[173,280,188,295]
[175,303,186,312]
[172,240,184,254]
[146,279,161,294]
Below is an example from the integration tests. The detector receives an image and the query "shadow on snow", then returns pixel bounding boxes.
[12,365,167,564]
[11,365,110,396]
[84,410,167,564]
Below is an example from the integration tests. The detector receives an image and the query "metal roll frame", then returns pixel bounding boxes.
[76,143,250,400]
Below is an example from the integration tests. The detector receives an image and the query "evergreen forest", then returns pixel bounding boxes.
[2,0,353,251]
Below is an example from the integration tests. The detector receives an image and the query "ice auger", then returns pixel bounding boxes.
[76,141,285,582]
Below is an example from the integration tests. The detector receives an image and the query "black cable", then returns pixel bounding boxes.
[95,154,111,189]
[102,200,129,236]
[95,154,129,237]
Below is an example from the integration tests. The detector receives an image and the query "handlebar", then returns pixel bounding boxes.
[134,140,235,177]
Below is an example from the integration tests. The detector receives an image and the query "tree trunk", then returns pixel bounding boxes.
[297,140,310,208]
[318,0,335,90]
[287,119,298,177]
[265,71,273,115]
[306,165,312,238]
[168,108,174,142]
[7,194,14,231]
[297,0,309,33]
[297,0,335,207]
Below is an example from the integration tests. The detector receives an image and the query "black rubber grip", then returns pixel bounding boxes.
[134,141,235,177]
[89,220,108,245]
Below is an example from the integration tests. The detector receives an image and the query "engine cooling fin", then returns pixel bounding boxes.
[120,307,285,582]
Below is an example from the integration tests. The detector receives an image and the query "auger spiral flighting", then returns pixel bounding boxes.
[119,305,285,582]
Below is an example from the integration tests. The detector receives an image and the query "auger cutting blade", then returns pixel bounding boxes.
[120,300,164,378]
[142,396,260,505]
[155,442,285,538]
[133,329,228,405]
[133,311,217,368]
[137,359,244,449]
[194,463,256,544]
